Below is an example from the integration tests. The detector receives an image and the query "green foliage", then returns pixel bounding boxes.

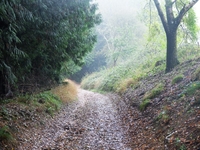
[184,9,199,40]
[39,92,61,106]
[0,126,13,141]
[178,44,199,62]
[172,75,184,85]
[81,0,199,94]
[15,91,62,116]
[139,99,151,111]
[81,64,137,92]
[81,53,166,92]
[17,94,34,104]
[0,0,101,96]
[36,92,62,115]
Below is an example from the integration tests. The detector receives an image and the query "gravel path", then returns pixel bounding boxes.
[21,89,132,150]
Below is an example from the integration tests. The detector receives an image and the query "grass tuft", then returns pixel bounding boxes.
[116,78,138,94]
[0,125,13,141]
[51,79,78,103]
[139,99,151,111]
[144,83,164,100]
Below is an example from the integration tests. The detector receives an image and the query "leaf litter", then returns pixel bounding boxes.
[1,58,200,149]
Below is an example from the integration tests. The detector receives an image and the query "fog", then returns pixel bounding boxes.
[96,0,200,25]
[71,0,200,82]
[194,2,200,25]
[94,0,145,21]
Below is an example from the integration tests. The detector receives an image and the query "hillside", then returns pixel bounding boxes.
[119,58,200,149]
[0,58,200,149]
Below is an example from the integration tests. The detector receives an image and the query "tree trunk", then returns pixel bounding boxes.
[166,28,179,72]
[0,71,6,97]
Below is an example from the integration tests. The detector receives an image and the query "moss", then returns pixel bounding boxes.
[172,74,184,85]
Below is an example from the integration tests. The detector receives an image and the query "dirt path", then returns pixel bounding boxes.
[20,89,132,150]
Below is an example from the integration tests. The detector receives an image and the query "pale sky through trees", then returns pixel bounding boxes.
[194,2,200,25]
[95,0,200,40]
[94,0,144,21]
[95,0,200,24]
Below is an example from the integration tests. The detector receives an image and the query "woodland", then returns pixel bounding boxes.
[1,0,200,149]
[0,0,101,97]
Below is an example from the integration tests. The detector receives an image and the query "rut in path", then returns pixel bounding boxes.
[23,89,132,150]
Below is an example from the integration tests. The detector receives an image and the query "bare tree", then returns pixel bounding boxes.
[153,0,199,72]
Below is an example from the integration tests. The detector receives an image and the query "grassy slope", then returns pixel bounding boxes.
[81,43,199,93]
[120,58,200,149]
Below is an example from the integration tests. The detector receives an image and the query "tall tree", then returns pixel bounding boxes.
[153,0,199,72]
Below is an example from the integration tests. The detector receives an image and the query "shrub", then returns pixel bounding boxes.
[172,74,184,85]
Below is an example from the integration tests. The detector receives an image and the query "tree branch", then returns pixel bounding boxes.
[165,0,175,25]
[176,0,199,25]
[153,0,169,33]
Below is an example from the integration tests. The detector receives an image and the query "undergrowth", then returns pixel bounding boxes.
[143,83,164,100]
[81,42,199,93]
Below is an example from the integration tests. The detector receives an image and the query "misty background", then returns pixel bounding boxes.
[71,0,200,83]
